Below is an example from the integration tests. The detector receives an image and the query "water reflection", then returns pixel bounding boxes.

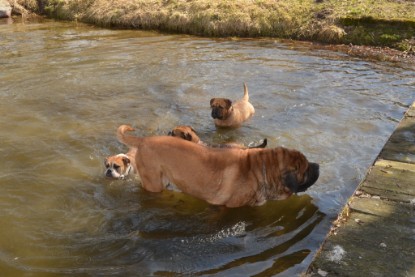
[0,20,413,276]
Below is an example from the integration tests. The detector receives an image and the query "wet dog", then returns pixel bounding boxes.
[168,125,267,149]
[108,124,319,207]
[104,153,134,179]
[210,83,255,128]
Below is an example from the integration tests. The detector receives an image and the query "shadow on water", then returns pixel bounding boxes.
[102,185,324,276]
[98,188,325,276]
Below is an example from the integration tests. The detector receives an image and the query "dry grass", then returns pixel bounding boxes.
[13,0,415,51]
[74,0,318,38]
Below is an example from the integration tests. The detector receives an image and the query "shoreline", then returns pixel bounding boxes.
[8,0,415,64]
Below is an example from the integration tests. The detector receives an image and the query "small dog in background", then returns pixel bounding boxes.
[168,125,267,149]
[210,83,255,128]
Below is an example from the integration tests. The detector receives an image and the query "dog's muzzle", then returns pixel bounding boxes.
[105,169,114,178]
[298,163,319,193]
[211,108,223,119]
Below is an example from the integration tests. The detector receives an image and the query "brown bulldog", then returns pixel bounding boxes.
[108,124,319,207]
[104,153,135,179]
[168,125,267,149]
[210,83,255,128]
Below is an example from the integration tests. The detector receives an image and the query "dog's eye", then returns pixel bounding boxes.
[104,162,109,168]
[114,164,120,170]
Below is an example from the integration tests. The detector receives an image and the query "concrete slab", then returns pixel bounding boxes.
[379,104,415,164]
[306,101,415,277]
[308,205,415,277]
[360,160,415,203]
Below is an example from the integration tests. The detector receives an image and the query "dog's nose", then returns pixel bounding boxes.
[105,169,112,177]
[211,109,220,119]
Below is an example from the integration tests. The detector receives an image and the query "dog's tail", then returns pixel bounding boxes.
[249,138,267,149]
[242,82,249,101]
[117,125,139,146]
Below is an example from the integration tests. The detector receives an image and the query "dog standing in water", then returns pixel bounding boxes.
[105,125,319,207]
[210,83,255,128]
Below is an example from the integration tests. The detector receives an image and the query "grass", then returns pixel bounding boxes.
[13,0,415,51]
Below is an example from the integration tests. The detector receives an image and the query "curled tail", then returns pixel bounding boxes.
[249,138,267,149]
[117,125,139,146]
[242,82,249,101]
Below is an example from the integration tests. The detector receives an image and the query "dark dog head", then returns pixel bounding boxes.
[210,98,233,120]
[168,125,200,143]
[294,162,319,193]
[104,154,132,179]
[282,150,319,194]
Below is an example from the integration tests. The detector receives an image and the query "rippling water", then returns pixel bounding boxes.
[0,19,414,276]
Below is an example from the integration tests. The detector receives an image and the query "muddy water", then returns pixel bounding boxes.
[0,19,414,276]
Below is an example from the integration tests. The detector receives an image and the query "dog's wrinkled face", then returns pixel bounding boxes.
[168,126,200,143]
[282,151,320,194]
[210,98,233,120]
[104,154,131,179]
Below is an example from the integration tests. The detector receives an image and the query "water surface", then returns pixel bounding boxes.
[0,19,414,276]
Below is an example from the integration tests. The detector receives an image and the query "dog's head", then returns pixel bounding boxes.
[104,154,132,179]
[282,150,319,194]
[168,125,200,143]
[210,98,233,120]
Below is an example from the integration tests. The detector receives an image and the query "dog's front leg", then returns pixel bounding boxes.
[140,172,164,193]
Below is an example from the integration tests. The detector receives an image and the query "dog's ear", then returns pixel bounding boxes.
[104,158,109,167]
[283,171,300,193]
[122,157,130,165]
[210,98,216,107]
[184,132,193,142]
[224,99,232,108]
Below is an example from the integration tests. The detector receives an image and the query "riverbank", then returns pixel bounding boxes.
[8,0,415,61]
[306,101,415,276]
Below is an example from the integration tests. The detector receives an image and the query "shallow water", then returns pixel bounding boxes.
[0,19,414,276]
